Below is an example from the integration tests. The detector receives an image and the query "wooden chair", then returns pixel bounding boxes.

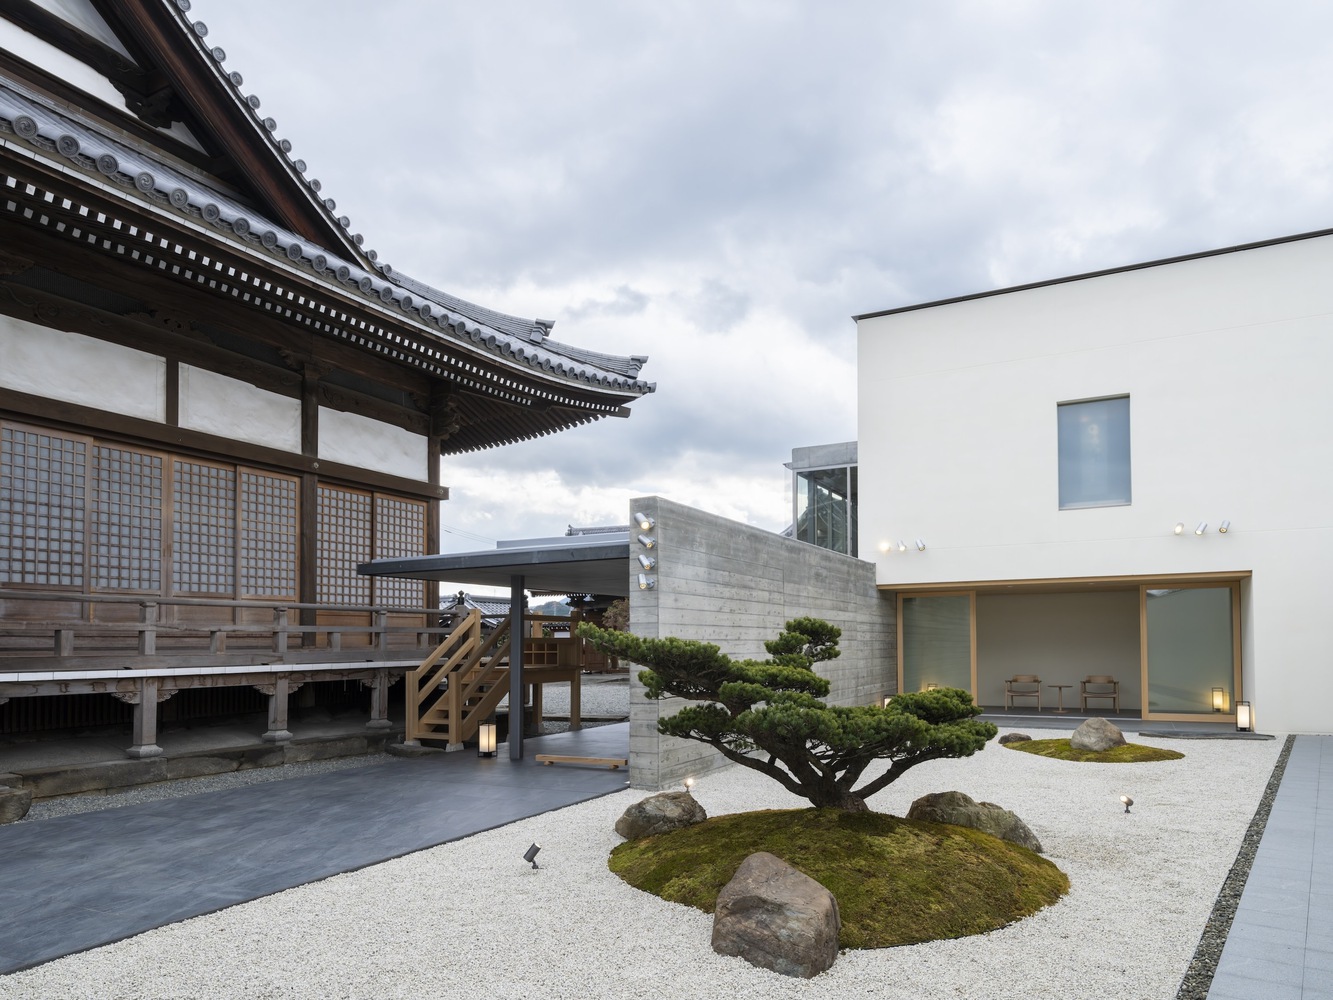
[1080,675,1120,713]
[1004,675,1042,711]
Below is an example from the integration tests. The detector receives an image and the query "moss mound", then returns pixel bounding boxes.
[1006,738,1184,763]
[608,808,1068,949]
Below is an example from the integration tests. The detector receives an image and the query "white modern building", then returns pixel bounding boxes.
[856,229,1333,734]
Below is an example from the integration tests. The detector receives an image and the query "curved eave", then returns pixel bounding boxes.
[0,84,654,411]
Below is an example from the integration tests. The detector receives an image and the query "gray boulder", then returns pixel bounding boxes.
[999,732,1032,745]
[1070,717,1127,753]
[907,790,1043,853]
[614,791,706,840]
[711,851,841,978]
[0,786,32,825]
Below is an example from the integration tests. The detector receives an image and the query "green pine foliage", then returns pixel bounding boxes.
[576,617,997,812]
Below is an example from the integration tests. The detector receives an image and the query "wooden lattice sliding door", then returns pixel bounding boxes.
[315,485,428,647]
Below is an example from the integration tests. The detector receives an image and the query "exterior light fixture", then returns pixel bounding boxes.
[478,721,497,757]
[1211,687,1226,713]
[523,843,542,869]
[634,512,655,530]
[925,682,940,691]
[1120,795,1133,814]
[637,533,656,549]
[915,539,926,551]
[897,540,907,553]
[882,696,893,708]
[1173,523,1185,535]
[878,541,891,553]
[684,777,695,793]
[1195,522,1207,535]
[637,553,656,570]
[637,573,656,591]
[1219,520,1230,533]
[1236,701,1253,732]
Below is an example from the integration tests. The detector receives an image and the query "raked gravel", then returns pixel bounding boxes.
[1,727,1281,1000]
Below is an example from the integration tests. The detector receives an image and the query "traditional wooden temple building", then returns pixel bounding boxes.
[0,0,653,756]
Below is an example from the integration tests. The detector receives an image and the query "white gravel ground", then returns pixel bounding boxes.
[2,728,1281,1000]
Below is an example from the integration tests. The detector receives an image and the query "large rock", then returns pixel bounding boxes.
[0,786,32,825]
[1070,717,1127,753]
[614,791,706,840]
[907,790,1043,853]
[711,852,841,978]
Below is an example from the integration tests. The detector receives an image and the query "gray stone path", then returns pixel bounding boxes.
[0,724,629,974]
[1209,735,1333,999]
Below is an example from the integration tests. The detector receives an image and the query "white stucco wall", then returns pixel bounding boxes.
[318,407,425,481]
[0,314,165,421]
[179,366,301,453]
[857,232,1333,733]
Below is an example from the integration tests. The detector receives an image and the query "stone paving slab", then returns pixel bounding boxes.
[0,724,630,974]
[1209,735,1333,999]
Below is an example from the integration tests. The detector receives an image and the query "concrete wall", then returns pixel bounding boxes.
[627,496,896,790]
[857,231,1333,732]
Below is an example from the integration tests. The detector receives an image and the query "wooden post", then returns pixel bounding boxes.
[508,575,525,760]
[403,669,420,746]
[138,602,157,656]
[570,672,582,731]
[374,609,388,651]
[366,669,392,729]
[261,675,293,742]
[126,677,163,758]
[272,607,289,655]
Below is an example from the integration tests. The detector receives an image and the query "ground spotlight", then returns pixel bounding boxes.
[1120,795,1133,814]
[524,843,542,869]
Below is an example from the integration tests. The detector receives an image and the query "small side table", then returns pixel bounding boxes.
[1049,684,1073,713]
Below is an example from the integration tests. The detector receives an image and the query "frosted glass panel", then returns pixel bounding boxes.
[902,595,971,694]
[1058,396,1131,508]
[1146,587,1233,714]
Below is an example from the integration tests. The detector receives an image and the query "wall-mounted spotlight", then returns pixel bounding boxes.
[523,843,542,870]
[634,512,655,531]
[1194,522,1207,535]
[637,573,656,591]
[878,541,892,553]
[1173,523,1185,535]
[1219,520,1230,533]
[637,534,656,549]
[897,540,907,553]
[637,553,656,570]
[915,539,926,551]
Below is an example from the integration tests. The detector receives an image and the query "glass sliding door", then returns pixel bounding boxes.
[899,593,975,696]
[1142,585,1239,719]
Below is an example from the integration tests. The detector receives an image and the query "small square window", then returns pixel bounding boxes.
[1058,396,1131,509]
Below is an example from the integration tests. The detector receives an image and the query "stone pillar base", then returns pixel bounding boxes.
[262,730,293,743]
[126,744,163,759]
[365,719,393,730]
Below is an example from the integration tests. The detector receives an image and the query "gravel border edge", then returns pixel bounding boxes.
[1175,732,1296,999]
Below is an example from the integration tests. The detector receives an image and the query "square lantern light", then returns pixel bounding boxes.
[1236,701,1254,733]
[478,721,497,757]
[1211,687,1227,713]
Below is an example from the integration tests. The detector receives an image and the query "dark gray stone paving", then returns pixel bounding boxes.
[1209,735,1333,1000]
[0,725,630,974]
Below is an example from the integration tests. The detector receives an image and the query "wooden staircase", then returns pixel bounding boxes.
[404,608,513,748]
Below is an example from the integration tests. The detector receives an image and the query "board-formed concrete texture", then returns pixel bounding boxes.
[627,496,896,790]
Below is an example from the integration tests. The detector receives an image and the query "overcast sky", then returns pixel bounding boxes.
[198,0,1333,554]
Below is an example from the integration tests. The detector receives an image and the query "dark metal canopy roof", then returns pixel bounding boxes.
[360,535,631,597]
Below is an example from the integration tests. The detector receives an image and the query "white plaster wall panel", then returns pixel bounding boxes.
[0,19,128,108]
[179,366,300,453]
[318,407,424,480]
[0,315,165,421]
[857,231,1333,732]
